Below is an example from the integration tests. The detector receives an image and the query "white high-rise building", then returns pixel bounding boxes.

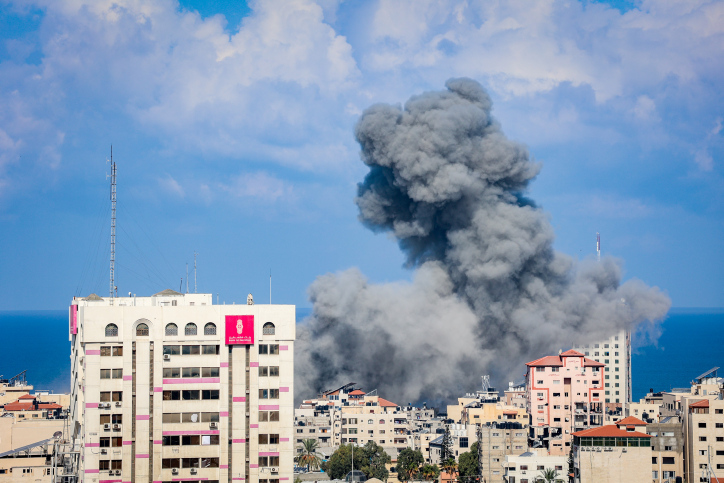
[69,290,295,483]
[572,329,631,412]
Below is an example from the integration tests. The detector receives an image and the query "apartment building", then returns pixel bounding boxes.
[571,418,652,483]
[649,420,684,483]
[503,451,566,483]
[69,290,295,483]
[683,398,724,483]
[525,350,605,455]
[572,329,631,410]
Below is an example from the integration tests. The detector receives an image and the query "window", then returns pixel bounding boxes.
[182,435,200,445]
[665,446,672,451]
[662,457,675,465]
[163,368,180,378]
[269,366,279,376]
[263,322,276,335]
[202,390,219,400]
[182,458,199,468]
[699,422,706,428]
[101,369,111,379]
[165,324,178,336]
[182,390,200,400]
[136,323,149,336]
[105,324,118,337]
[101,346,111,356]
[163,345,181,355]
[716,423,723,429]
[202,345,219,354]
[259,367,269,377]
[163,435,180,446]
[162,459,180,469]
[270,344,279,354]
[699,436,707,442]
[459,437,468,448]
[163,413,181,423]
[182,345,200,355]
[112,369,123,379]
[201,457,219,467]
[182,367,200,378]
[202,367,219,377]
[163,391,180,401]
[100,391,123,402]
[185,323,197,336]
[204,323,216,335]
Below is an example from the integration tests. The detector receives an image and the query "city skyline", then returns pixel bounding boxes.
[1,0,723,311]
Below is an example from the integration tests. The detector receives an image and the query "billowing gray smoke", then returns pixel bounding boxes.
[296,78,670,405]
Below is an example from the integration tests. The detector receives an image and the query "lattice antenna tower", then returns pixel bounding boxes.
[596,232,601,262]
[109,146,117,299]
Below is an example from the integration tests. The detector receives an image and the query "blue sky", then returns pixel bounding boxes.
[0,0,722,311]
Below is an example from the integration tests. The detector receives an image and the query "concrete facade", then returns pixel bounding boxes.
[572,329,631,410]
[504,451,566,483]
[648,422,684,483]
[526,350,605,455]
[70,290,295,483]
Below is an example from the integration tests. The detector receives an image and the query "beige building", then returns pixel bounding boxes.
[70,290,295,483]
[683,398,724,483]
[649,420,684,483]
[526,350,605,455]
[571,418,652,483]
[573,329,631,411]
[503,450,566,483]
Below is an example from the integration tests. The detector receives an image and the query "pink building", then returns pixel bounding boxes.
[526,350,605,455]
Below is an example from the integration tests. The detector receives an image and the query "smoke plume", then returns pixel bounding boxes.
[296,78,670,405]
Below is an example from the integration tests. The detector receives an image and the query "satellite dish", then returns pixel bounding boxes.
[53,431,62,439]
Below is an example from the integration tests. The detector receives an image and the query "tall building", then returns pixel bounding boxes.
[525,350,605,455]
[69,290,295,483]
[572,329,631,411]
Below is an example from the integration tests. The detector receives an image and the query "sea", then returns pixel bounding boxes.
[1,308,722,401]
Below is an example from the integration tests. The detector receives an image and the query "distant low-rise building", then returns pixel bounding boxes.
[649,420,684,483]
[571,418,652,483]
[504,450,566,483]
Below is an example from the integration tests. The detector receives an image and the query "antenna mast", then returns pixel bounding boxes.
[269,269,272,304]
[596,232,601,262]
[194,252,197,293]
[109,147,117,299]
[186,263,189,293]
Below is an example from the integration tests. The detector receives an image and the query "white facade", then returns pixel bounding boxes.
[69,290,295,483]
[573,329,631,409]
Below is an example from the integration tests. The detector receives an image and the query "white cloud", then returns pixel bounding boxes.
[633,95,658,121]
[158,175,185,198]
[694,149,714,171]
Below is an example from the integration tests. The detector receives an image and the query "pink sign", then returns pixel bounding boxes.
[70,305,78,335]
[225,315,254,345]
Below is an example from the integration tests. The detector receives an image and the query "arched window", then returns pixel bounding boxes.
[165,323,178,336]
[105,324,118,337]
[263,322,275,335]
[136,323,149,336]
[185,323,197,336]
[204,323,216,335]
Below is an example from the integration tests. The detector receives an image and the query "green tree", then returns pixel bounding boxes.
[396,448,424,482]
[441,458,457,479]
[456,442,479,482]
[323,444,367,480]
[440,426,454,462]
[536,468,558,483]
[358,441,391,481]
[294,439,323,472]
[419,464,440,481]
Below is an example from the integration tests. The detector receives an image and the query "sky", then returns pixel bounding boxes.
[0,0,722,311]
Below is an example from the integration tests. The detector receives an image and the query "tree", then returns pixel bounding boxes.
[537,468,558,483]
[441,458,457,479]
[358,441,391,482]
[440,426,454,463]
[295,439,322,472]
[396,448,424,482]
[457,442,479,482]
[323,444,367,480]
[419,464,440,481]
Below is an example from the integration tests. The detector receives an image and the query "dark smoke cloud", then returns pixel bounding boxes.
[296,78,670,405]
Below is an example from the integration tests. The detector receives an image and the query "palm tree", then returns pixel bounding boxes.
[441,458,458,480]
[537,467,558,483]
[295,439,322,472]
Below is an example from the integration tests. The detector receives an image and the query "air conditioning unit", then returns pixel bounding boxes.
[100,449,107,455]
[112,424,121,431]
[164,354,171,361]
[245,412,250,416]
[270,467,279,473]
[103,423,111,430]
[172,469,179,475]
[115,402,122,407]
[190,468,197,475]
[115,470,121,476]
[105,403,112,409]
[210,422,218,429]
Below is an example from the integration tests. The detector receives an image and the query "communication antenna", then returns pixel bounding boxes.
[109,146,117,299]
[596,232,601,262]
[269,269,272,304]
[194,251,197,293]
[186,263,189,293]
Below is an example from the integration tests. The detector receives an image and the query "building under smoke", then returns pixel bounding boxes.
[296,78,670,405]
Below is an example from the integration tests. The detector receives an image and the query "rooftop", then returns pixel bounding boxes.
[615,416,647,426]
[572,425,651,438]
